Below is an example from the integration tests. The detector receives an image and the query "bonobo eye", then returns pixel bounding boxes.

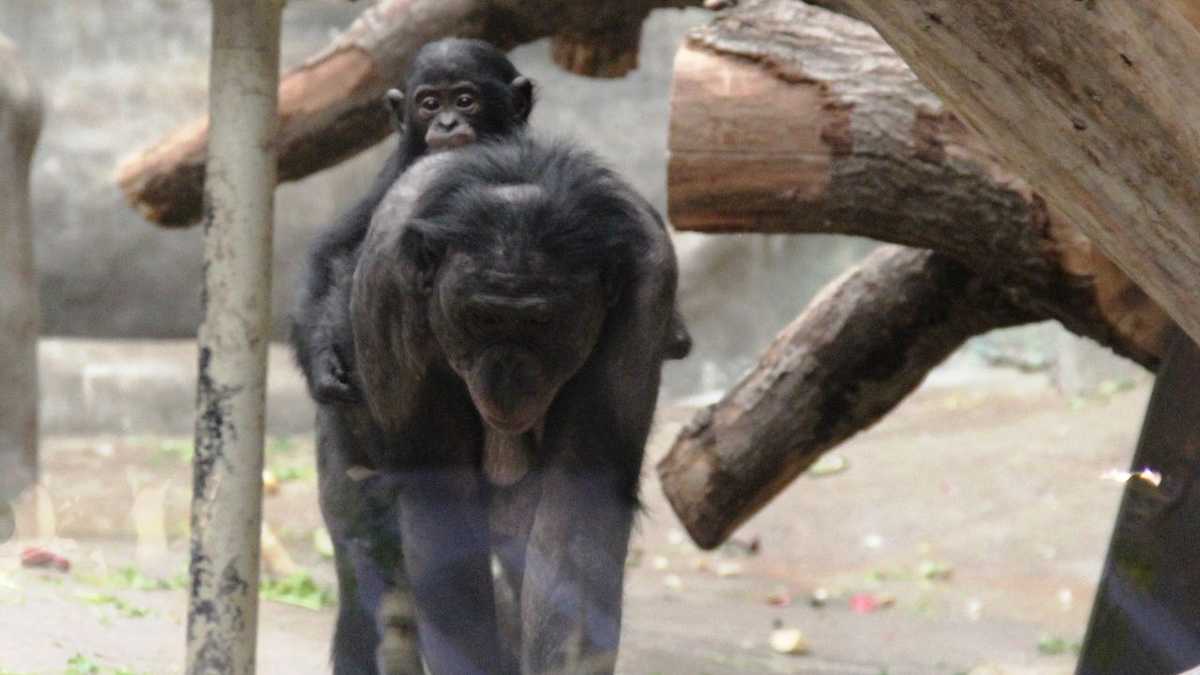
[455,93,477,110]
[418,96,439,113]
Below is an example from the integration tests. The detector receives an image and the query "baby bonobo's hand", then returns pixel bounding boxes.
[312,348,361,404]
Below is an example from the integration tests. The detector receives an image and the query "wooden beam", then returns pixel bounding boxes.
[657,246,1031,549]
[667,0,1172,366]
[831,0,1200,348]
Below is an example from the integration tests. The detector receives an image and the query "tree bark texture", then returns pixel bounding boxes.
[658,246,1031,548]
[668,0,1173,366]
[659,0,1180,549]
[186,2,282,673]
[825,0,1200,354]
[0,36,43,504]
[115,0,701,228]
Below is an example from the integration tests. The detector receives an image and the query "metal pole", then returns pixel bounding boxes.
[186,2,283,673]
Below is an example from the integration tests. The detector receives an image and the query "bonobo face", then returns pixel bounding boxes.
[410,81,482,152]
[429,245,608,434]
[398,39,534,155]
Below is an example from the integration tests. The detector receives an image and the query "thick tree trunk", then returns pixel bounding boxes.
[0,36,42,505]
[824,0,1200,352]
[668,0,1172,366]
[658,246,1031,548]
[185,2,282,672]
[115,0,700,228]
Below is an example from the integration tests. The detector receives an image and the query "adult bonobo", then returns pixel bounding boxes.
[296,39,533,675]
[292,38,535,405]
[352,135,683,674]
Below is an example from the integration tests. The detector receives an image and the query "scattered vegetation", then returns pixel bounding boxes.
[1036,634,1082,656]
[259,571,334,610]
[77,591,151,619]
[65,653,148,675]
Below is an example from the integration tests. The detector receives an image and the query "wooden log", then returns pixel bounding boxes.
[667,0,1173,366]
[0,36,42,504]
[827,0,1200,354]
[116,0,701,228]
[657,245,1032,549]
[116,0,505,227]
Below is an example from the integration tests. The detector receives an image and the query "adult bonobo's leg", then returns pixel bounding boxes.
[352,237,509,673]
[385,375,508,675]
[518,203,676,675]
[316,406,420,675]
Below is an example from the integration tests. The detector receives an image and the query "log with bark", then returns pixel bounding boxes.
[817,0,1200,358]
[116,0,700,227]
[658,0,1176,548]
[660,246,1033,548]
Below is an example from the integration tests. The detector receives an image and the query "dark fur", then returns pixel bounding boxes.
[292,39,534,405]
[351,135,681,674]
[297,39,534,675]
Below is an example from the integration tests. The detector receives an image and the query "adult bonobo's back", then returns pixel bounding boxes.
[291,38,534,405]
[352,135,681,673]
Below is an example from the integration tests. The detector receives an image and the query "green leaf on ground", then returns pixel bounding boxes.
[260,571,334,610]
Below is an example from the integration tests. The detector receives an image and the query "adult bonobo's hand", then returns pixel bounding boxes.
[351,135,682,675]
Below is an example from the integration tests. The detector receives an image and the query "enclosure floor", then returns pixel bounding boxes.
[0,370,1147,675]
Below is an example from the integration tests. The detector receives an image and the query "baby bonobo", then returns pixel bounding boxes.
[292,38,535,404]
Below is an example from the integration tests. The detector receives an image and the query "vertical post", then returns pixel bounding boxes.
[0,36,43,532]
[1076,329,1200,675]
[186,2,283,674]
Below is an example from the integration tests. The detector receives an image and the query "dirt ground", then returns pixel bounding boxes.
[0,371,1151,675]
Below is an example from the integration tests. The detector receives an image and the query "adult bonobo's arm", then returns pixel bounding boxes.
[351,152,507,675]
[350,153,458,436]
[520,193,678,675]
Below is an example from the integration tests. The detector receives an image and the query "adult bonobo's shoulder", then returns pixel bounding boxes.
[351,135,680,454]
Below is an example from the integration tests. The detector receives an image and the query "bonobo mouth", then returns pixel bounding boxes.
[426,129,476,152]
[472,394,545,434]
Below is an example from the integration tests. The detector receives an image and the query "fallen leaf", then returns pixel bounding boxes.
[917,559,954,581]
[849,592,894,614]
[262,469,280,496]
[808,453,848,477]
[20,547,70,572]
[766,586,791,607]
[312,527,334,559]
[768,627,809,655]
[809,587,830,608]
[715,561,743,578]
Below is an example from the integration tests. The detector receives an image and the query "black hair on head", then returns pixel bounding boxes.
[408,135,649,270]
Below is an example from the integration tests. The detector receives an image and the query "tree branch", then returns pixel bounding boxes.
[668,0,1173,366]
[658,246,1031,549]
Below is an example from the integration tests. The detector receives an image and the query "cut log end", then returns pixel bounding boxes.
[657,246,1030,548]
[550,31,641,78]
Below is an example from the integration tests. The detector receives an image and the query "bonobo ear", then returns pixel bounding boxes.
[399,225,442,293]
[384,88,406,134]
[510,76,534,123]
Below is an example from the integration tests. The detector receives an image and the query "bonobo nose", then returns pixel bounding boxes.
[435,113,459,130]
